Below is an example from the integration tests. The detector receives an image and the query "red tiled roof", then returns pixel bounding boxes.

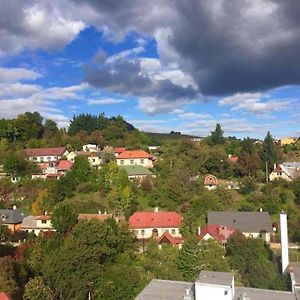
[198,224,236,243]
[57,160,73,170]
[78,213,113,221]
[0,293,11,300]
[129,211,181,229]
[157,231,183,245]
[115,147,127,154]
[204,174,218,186]
[25,147,67,157]
[117,150,152,159]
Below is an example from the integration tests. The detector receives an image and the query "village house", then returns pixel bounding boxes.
[120,165,156,181]
[280,137,298,146]
[204,174,218,190]
[116,150,154,168]
[269,162,300,181]
[66,150,89,162]
[87,152,102,170]
[207,211,273,243]
[82,144,99,152]
[25,147,68,162]
[197,224,236,246]
[0,206,25,232]
[129,209,183,248]
[21,214,55,235]
[228,154,239,163]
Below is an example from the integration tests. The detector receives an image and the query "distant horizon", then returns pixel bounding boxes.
[1,1,300,139]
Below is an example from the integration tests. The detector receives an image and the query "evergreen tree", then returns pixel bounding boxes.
[211,123,224,145]
[261,132,277,172]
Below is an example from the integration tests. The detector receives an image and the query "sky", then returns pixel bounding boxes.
[0,0,299,139]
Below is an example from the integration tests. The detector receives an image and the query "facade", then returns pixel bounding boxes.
[280,137,297,146]
[0,207,25,232]
[129,210,182,241]
[207,211,272,243]
[87,152,102,170]
[270,163,300,181]
[21,214,55,235]
[31,160,72,180]
[120,165,156,180]
[116,150,154,168]
[25,147,68,162]
[204,174,218,190]
[198,224,236,246]
[136,270,297,300]
[78,212,124,223]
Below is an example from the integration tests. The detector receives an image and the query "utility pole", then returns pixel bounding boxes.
[265,161,268,183]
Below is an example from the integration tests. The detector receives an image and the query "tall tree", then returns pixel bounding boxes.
[211,123,224,145]
[261,131,277,172]
[23,276,53,300]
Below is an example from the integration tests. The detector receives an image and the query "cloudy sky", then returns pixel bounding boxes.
[0,0,299,138]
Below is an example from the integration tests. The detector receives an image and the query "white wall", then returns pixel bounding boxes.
[134,227,181,239]
[280,213,289,273]
[195,279,234,300]
[117,158,153,168]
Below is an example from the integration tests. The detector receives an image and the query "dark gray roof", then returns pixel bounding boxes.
[234,287,296,300]
[135,279,194,300]
[0,209,25,224]
[197,270,233,286]
[207,211,272,233]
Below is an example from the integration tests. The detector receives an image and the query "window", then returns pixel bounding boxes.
[140,159,144,164]
[141,229,145,236]
[171,229,176,235]
[33,157,37,161]
[224,291,228,295]
[47,157,51,161]
[41,220,47,224]
[40,157,44,162]
[120,160,124,165]
[130,159,134,165]
[92,159,96,162]
[54,156,58,160]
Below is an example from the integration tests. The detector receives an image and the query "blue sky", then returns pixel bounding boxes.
[0,1,299,139]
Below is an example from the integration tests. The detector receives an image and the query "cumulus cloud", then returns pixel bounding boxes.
[219,92,293,115]
[0,67,41,82]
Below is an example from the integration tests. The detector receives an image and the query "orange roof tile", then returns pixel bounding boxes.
[117,150,152,159]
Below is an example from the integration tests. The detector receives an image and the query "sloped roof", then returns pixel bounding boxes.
[25,147,67,157]
[208,211,272,233]
[115,147,126,154]
[0,208,25,224]
[120,165,154,176]
[197,270,234,286]
[117,150,152,159]
[57,160,73,170]
[0,293,11,300]
[229,156,239,163]
[129,211,181,229]
[157,231,183,245]
[198,224,236,243]
[204,174,218,186]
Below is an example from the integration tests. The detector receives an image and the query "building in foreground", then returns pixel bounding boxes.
[136,270,298,300]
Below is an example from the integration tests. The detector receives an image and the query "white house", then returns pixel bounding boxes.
[269,163,300,181]
[129,210,182,243]
[87,152,102,170]
[116,150,154,168]
[21,214,55,235]
[25,147,68,163]
[82,144,99,152]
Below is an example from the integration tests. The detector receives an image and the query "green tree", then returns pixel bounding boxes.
[51,204,78,235]
[210,123,224,145]
[43,119,59,139]
[23,276,53,300]
[0,256,18,297]
[261,132,277,172]
[71,155,92,183]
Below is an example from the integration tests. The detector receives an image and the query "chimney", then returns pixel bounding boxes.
[274,163,276,170]
[259,208,263,212]
[280,212,289,273]
[98,211,101,215]
[154,207,159,212]
[12,205,17,210]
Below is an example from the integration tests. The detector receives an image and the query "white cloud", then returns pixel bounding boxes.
[0,67,41,83]
[177,112,212,119]
[219,92,293,115]
[87,98,126,105]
